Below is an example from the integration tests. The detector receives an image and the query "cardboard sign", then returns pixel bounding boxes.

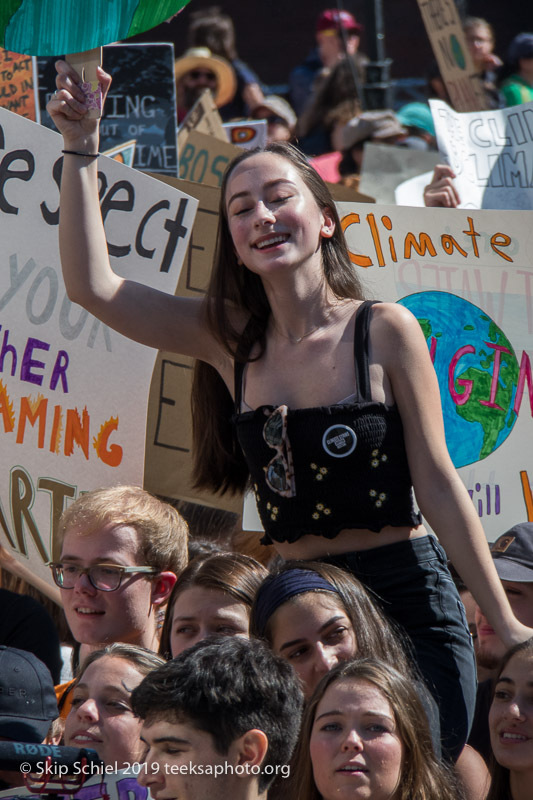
[338,201,533,537]
[0,48,39,121]
[0,107,197,583]
[223,120,267,150]
[430,98,533,210]
[416,0,488,112]
[177,89,227,153]
[178,130,241,188]
[38,43,178,176]
[394,169,434,207]
[359,143,440,205]
[143,176,241,514]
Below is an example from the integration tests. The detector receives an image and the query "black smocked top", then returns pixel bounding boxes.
[232,301,422,545]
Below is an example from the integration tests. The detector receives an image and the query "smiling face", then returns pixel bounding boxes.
[169,586,250,658]
[269,592,356,698]
[60,524,158,648]
[225,152,334,283]
[309,678,403,800]
[489,650,533,776]
[64,655,146,767]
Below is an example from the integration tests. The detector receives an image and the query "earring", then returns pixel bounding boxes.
[237,256,243,266]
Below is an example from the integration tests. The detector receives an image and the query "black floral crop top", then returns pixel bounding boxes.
[232,301,422,545]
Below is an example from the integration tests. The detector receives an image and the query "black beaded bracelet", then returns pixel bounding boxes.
[62,149,100,158]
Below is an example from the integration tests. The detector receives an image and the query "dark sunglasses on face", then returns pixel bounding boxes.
[188,69,217,82]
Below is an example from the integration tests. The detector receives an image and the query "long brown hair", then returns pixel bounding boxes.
[293,658,463,800]
[191,142,365,495]
[159,551,268,658]
[487,637,533,800]
[250,560,413,675]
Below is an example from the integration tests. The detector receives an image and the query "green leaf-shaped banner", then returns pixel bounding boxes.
[0,0,191,56]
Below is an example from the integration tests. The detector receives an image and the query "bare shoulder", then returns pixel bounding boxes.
[369,301,423,345]
[366,302,431,381]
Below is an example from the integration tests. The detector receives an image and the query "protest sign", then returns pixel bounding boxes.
[326,181,375,204]
[38,43,178,176]
[338,202,533,538]
[359,143,440,205]
[416,0,488,112]
[143,176,242,514]
[394,169,433,206]
[0,0,190,56]
[178,130,241,187]
[103,140,137,168]
[223,120,267,150]
[430,98,533,209]
[0,107,197,583]
[0,768,147,800]
[177,89,227,153]
[0,48,39,121]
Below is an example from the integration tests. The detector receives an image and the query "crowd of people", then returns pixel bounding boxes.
[171,9,532,171]
[1,6,533,800]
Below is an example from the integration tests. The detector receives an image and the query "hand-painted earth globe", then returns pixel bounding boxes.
[398,291,519,468]
[0,0,190,56]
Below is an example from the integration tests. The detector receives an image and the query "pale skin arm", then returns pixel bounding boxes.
[242,81,265,111]
[0,544,62,606]
[374,303,533,648]
[47,62,231,372]
[423,164,461,208]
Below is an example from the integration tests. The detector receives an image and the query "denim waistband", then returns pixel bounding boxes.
[318,534,446,574]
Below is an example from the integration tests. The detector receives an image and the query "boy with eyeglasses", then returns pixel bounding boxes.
[50,485,188,658]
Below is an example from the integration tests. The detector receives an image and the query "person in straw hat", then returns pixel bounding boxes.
[174,46,237,123]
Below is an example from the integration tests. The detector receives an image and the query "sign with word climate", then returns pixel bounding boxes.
[431,98,533,210]
[339,202,533,539]
[0,106,197,582]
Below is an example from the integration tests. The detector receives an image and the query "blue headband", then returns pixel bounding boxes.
[254,568,338,637]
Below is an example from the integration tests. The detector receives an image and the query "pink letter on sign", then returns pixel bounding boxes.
[449,345,475,405]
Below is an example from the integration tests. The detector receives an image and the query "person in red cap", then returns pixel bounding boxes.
[315,8,362,74]
[289,7,364,119]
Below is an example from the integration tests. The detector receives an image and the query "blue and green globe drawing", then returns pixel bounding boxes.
[398,292,519,468]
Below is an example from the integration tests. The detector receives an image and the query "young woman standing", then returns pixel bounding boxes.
[48,62,533,761]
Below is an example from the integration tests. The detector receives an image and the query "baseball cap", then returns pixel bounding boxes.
[0,647,58,743]
[507,33,533,65]
[396,102,436,137]
[490,522,533,582]
[316,9,362,35]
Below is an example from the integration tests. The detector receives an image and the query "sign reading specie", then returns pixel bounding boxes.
[0,107,197,582]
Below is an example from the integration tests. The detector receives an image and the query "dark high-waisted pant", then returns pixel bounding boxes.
[318,534,477,762]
